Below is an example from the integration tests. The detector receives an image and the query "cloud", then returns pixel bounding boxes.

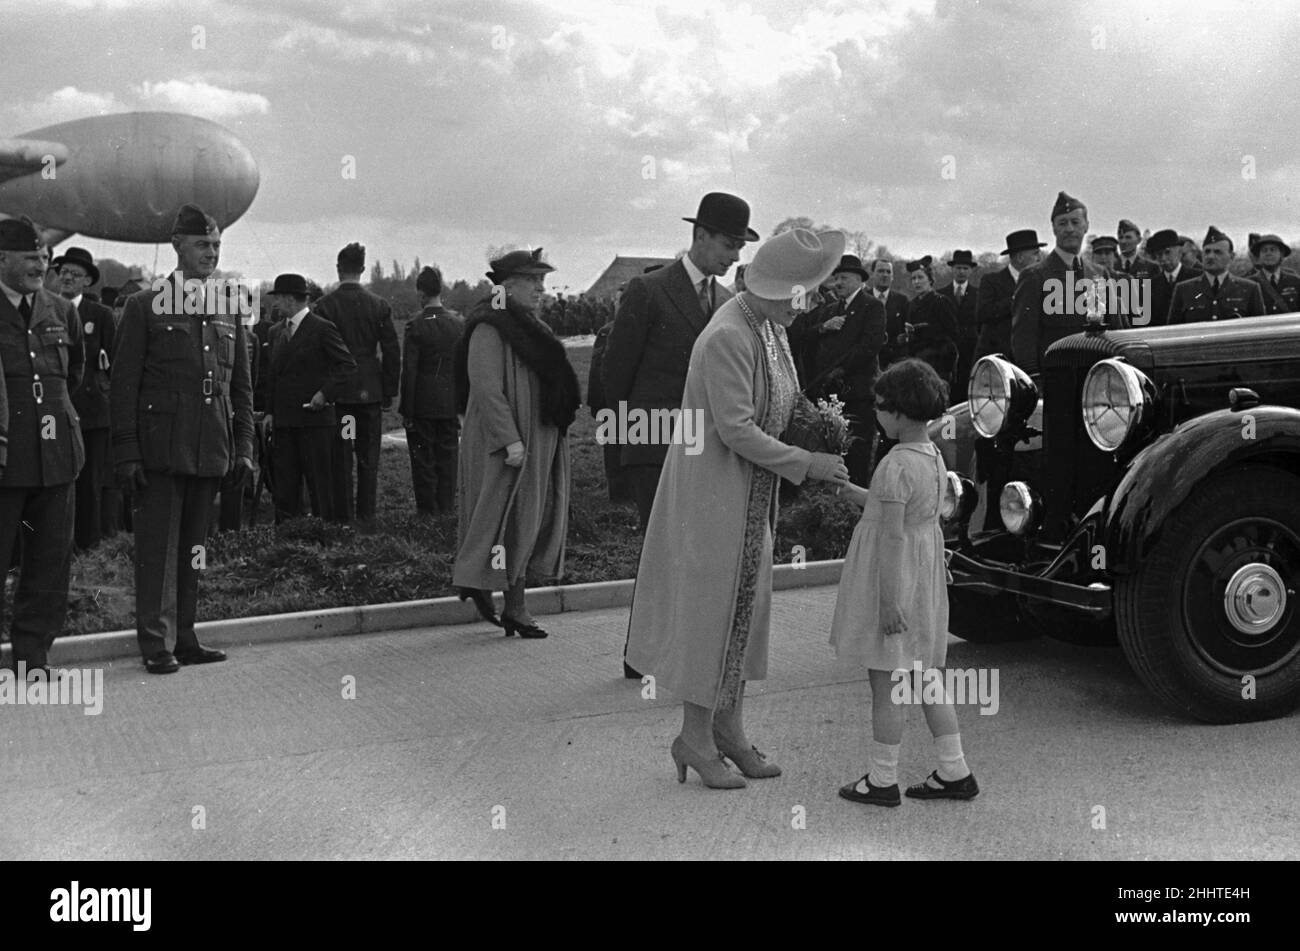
[3,86,124,130]
[132,80,271,118]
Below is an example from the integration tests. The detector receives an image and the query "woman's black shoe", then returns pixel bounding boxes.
[905,770,979,801]
[458,588,501,626]
[501,615,548,639]
[838,773,901,807]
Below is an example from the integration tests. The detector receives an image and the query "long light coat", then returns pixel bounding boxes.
[625,300,813,708]
[453,323,569,590]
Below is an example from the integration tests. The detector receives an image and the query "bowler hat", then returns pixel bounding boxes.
[268,273,310,297]
[947,249,976,267]
[487,247,555,282]
[1001,229,1047,255]
[171,203,219,237]
[50,246,100,284]
[0,216,45,252]
[1146,229,1181,254]
[831,254,871,280]
[683,192,760,243]
[1255,233,1291,257]
[744,229,845,301]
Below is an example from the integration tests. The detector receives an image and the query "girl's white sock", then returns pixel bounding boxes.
[934,733,971,781]
[867,740,900,788]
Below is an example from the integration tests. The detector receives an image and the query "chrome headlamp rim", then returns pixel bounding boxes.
[1081,357,1153,452]
[999,480,1040,535]
[969,355,1037,440]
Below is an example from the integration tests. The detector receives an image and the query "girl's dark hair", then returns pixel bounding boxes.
[875,358,949,421]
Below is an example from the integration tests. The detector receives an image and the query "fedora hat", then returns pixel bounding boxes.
[947,249,976,267]
[683,192,760,243]
[1146,229,1181,254]
[268,273,310,297]
[831,253,870,280]
[486,247,555,282]
[50,246,100,284]
[744,229,845,301]
[1255,233,1291,257]
[1001,229,1047,255]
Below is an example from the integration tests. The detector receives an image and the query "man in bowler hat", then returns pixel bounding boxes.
[939,249,980,391]
[1167,227,1264,325]
[112,204,255,673]
[975,230,1044,363]
[0,217,81,679]
[602,191,756,678]
[1146,228,1202,326]
[52,246,118,549]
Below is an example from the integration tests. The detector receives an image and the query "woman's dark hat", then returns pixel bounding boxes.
[905,255,933,273]
[50,246,100,283]
[682,192,760,243]
[1001,229,1047,255]
[1146,229,1181,254]
[487,247,555,282]
[268,273,310,297]
[831,254,871,280]
[946,249,976,267]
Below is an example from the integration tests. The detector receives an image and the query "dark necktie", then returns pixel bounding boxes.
[699,278,712,315]
[1272,274,1279,289]
[18,295,32,324]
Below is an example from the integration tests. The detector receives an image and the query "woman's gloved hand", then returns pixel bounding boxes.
[806,452,849,484]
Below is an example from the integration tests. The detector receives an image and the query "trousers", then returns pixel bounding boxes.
[0,483,75,668]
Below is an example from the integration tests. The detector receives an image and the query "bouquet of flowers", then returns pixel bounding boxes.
[782,393,859,456]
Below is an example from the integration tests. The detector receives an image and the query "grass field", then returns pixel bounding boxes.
[29,340,860,636]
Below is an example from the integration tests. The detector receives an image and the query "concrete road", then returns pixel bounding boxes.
[2,585,1297,860]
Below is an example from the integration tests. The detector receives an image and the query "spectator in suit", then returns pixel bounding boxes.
[1147,229,1202,327]
[974,229,1043,362]
[313,243,400,523]
[1246,234,1300,315]
[1011,191,1106,375]
[602,192,756,534]
[263,274,357,523]
[867,259,911,368]
[939,249,979,394]
[52,247,117,550]
[400,266,464,516]
[1167,227,1265,325]
[903,256,959,385]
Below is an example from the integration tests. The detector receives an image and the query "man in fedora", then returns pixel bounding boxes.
[1146,229,1202,327]
[1167,228,1265,325]
[974,229,1043,363]
[939,249,979,391]
[604,191,756,679]
[112,203,255,673]
[1246,234,1300,315]
[603,191,755,533]
[0,217,83,679]
[52,246,118,549]
[1011,192,1105,375]
[263,273,357,523]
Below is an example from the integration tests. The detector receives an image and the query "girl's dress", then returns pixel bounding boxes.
[830,441,950,671]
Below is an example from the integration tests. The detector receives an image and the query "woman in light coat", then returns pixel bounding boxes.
[452,248,581,638]
[625,229,851,789]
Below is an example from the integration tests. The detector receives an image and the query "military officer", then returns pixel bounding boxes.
[1088,235,1120,274]
[111,204,255,674]
[0,217,83,679]
[1167,227,1265,325]
[52,246,117,549]
[1246,234,1300,315]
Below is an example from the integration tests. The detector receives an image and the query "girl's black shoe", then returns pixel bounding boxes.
[501,615,548,639]
[458,588,501,627]
[838,773,901,807]
[905,770,979,800]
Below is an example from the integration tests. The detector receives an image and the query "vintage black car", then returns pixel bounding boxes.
[931,314,1300,724]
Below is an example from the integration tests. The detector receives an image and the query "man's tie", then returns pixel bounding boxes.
[18,295,32,325]
[1272,274,1279,289]
[955,285,964,302]
[698,278,712,316]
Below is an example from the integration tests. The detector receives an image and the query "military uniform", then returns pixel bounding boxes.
[70,294,117,548]
[111,271,255,661]
[1167,273,1266,325]
[399,303,464,514]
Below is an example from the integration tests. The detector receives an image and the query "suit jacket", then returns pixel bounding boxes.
[0,289,80,486]
[311,282,399,404]
[872,288,912,367]
[265,313,358,428]
[906,291,959,380]
[938,282,979,347]
[1148,264,1203,328]
[601,258,732,466]
[1011,251,1106,374]
[110,274,253,477]
[399,304,463,420]
[1246,268,1300,315]
[790,289,887,404]
[587,320,614,416]
[974,265,1019,360]
[1167,273,1266,325]
[252,318,276,412]
[71,296,116,430]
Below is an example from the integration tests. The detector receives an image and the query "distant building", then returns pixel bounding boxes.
[585,255,676,300]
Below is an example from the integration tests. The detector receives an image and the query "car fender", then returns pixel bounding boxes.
[1103,405,1300,573]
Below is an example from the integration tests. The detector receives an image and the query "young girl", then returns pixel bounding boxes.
[829,358,978,806]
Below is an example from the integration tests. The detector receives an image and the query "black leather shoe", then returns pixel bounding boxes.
[145,651,180,674]
[623,661,643,679]
[174,645,227,665]
[501,615,548,639]
[838,773,901,807]
[905,770,979,800]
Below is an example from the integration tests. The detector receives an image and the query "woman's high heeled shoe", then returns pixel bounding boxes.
[670,736,746,789]
[501,615,548,639]
[458,588,501,627]
[713,732,783,779]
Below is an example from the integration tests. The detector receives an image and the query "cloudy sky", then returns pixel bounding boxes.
[3,0,1300,290]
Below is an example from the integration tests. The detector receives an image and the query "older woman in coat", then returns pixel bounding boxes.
[625,229,851,789]
[452,248,581,638]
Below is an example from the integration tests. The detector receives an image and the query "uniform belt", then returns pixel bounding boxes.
[141,380,229,399]
[5,375,69,404]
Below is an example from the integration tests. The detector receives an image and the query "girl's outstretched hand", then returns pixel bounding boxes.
[880,604,908,636]
[837,483,868,507]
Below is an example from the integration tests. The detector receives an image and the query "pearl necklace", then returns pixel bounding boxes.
[737,294,783,369]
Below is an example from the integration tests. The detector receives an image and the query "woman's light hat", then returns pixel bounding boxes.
[744,228,846,301]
